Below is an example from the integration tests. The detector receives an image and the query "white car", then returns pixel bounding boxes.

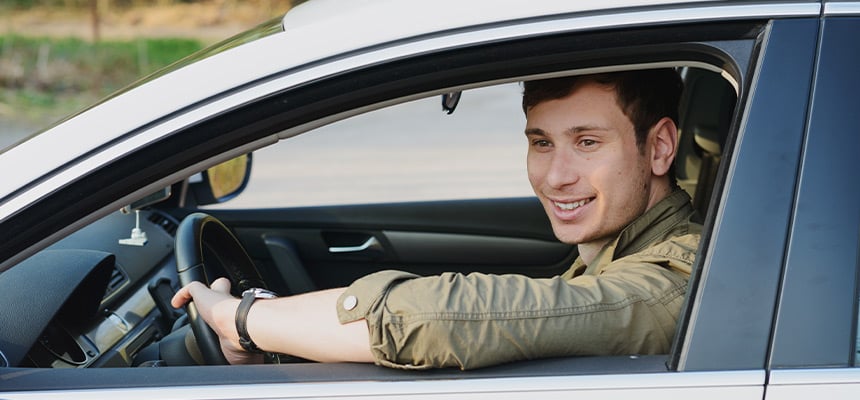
[2,0,859,398]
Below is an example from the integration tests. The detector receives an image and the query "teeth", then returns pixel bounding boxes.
[554,199,590,210]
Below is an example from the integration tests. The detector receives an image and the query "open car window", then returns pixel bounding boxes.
[214,83,533,209]
[215,65,736,212]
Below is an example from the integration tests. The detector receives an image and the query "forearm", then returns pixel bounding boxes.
[243,288,374,363]
[172,280,374,364]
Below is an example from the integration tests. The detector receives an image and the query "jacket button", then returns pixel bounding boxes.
[343,295,358,311]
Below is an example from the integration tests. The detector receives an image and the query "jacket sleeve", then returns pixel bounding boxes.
[336,259,690,370]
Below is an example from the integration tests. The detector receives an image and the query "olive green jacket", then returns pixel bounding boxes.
[337,190,701,370]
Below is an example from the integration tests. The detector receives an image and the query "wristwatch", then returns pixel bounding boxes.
[235,288,277,353]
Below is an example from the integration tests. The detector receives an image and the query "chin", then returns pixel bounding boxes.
[550,227,588,245]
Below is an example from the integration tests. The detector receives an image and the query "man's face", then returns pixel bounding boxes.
[525,82,657,248]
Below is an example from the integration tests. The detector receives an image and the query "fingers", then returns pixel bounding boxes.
[171,281,203,309]
[170,278,231,309]
[169,278,250,363]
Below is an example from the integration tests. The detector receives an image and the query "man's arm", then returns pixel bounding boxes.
[172,258,690,370]
[170,278,374,364]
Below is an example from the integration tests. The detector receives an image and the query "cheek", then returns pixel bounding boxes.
[526,154,543,184]
[527,171,539,189]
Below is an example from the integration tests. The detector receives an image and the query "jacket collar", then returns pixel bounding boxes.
[571,189,694,276]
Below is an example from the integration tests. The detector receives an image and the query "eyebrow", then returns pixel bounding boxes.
[524,125,609,136]
[524,128,546,136]
[569,125,609,134]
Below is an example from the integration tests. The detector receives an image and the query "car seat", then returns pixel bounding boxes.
[675,68,737,222]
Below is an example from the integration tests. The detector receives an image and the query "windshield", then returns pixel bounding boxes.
[144,16,285,82]
[1,17,284,154]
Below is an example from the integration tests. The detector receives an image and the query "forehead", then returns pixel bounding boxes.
[525,82,629,129]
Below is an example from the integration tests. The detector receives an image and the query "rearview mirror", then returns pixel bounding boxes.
[124,187,172,212]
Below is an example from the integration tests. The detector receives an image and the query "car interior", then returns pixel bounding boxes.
[0,64,738,378]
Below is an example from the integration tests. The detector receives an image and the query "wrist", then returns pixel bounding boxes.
[235,288,278,353]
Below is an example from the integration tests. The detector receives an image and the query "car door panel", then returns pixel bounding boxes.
[768,370,860,400]
[210,197,576,294]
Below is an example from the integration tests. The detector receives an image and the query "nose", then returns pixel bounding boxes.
[544,148,580,189]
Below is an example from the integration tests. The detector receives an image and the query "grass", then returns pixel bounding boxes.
[0,35,204,125]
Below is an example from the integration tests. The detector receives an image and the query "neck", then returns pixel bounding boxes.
[577,238,612,266]
[646,178,674,210]
[577,179,675,266]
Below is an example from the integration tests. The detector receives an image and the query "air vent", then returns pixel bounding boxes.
[103,264,128,301]
[148,212,178,236]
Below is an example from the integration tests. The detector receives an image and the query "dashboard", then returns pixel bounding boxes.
[0,209,180,368]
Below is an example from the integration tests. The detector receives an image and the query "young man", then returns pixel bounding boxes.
[172,68,702,370]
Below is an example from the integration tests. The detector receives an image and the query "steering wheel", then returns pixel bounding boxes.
[174,212,269,365]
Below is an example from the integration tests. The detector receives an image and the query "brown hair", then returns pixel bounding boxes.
[522,68,683,150]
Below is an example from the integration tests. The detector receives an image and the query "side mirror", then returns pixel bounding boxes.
[190,153,252,205]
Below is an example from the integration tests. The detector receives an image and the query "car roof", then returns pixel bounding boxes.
[280,0,709,39]
[0,0,820,220]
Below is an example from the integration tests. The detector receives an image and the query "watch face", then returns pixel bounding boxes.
[244,288,277,298]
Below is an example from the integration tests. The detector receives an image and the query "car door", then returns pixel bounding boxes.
[158,5,809,397]
[765,6,860,398]
[0,2,827,399]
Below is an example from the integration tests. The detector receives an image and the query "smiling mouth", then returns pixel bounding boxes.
[553,198,592,211]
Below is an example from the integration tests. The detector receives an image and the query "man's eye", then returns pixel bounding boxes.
[531,139,552,148]
[579,139,597,147]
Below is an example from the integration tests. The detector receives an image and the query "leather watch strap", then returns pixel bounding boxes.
[235,288,277,353]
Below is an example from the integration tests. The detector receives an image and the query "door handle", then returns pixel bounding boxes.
[328,236,383,254]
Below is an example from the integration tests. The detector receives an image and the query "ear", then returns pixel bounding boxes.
[649,116,678,177]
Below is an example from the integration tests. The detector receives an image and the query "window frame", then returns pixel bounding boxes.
[675,17,821,372]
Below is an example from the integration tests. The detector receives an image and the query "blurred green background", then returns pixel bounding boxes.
[1,0,293,143]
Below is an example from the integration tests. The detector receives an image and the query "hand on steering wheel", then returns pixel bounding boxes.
[173,212,270,365]
[171,277,263,365]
